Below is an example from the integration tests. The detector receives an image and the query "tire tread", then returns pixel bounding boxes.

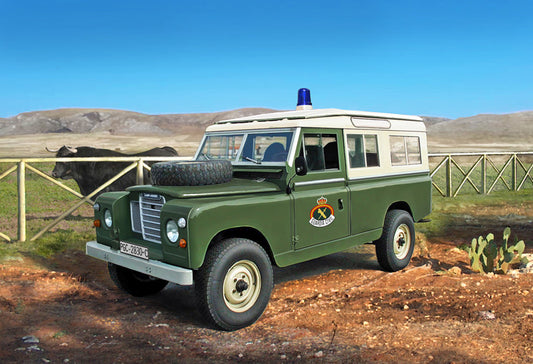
[194,238,273,331]
[374,209,415,272]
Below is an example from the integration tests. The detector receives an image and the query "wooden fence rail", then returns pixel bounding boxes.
[1,152,532,242]
[428,152,533,197]
[0,156,189,242]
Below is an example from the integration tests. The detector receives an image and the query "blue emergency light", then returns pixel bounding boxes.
[296,88,312,110]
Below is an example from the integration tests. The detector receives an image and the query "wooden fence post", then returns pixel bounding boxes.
[446,155,452,197]
[481,154,487,194]
[17,160,26,242]
[136,159,144,185]
[512,154,517,191]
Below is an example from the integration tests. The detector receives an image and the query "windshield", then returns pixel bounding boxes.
[197,130,295,165]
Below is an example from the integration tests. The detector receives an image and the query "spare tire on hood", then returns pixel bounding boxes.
[150,160,233,186]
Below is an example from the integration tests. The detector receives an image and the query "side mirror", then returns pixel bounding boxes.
[295,156,308,176]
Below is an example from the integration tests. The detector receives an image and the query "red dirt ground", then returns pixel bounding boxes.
[1,228,532,363]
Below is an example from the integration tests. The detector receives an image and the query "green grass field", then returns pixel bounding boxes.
[0,162,95,261]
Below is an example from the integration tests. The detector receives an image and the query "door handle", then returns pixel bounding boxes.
[338,198,344,210]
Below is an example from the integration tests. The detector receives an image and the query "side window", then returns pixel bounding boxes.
[303,133,339,171]
[347,134,380,168]
[390,136,421,166]
[406,136,421,164]
[364,135,379,167]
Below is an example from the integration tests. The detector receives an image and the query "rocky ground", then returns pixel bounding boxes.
[1,226,532,363]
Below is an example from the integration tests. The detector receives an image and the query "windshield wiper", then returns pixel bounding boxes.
[244,156,261,164]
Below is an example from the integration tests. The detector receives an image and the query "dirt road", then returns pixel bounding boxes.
[1,234,532,363]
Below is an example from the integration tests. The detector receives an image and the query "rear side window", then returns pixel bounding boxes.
[347,134,380,168]
[390,136,421,166]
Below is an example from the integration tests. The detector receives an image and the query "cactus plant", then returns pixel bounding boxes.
[468,227,525,274]
[495,227,525,274]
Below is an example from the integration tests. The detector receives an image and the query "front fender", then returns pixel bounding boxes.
[186,194,291,269]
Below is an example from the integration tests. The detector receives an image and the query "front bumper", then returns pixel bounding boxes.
[86,241,193,286]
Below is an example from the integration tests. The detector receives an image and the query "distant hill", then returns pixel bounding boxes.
[1,108,532,153]
[0,108,277,136]
[421,116,452,126]
[427,111,533,142]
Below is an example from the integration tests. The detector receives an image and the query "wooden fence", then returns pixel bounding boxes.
[0,156,189,242]
[429,152,533,197]
[1,152,532,242]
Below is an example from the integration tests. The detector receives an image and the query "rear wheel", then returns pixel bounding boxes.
[374,210,415,272]
[194,238,273,331]
[108,263,168,296]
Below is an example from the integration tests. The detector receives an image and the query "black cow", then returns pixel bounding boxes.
[48,146,178,196]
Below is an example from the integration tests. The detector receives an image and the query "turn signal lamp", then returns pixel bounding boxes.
[179,239,187,248]
[93,220,101,228]
[296,88,312,110]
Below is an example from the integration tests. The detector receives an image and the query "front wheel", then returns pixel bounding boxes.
[108,263,168,296]
[194,238,273,331]
[374,210,415,272]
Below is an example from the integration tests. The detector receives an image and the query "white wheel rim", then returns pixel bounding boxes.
[393,224,411,260]
[223,260,261,313]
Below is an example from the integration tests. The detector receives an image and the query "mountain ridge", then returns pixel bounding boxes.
[1,108,531,150]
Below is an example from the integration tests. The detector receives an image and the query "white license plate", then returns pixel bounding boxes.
[120,241,149,260]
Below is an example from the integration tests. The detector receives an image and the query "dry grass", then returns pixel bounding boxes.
[0,133,204,158]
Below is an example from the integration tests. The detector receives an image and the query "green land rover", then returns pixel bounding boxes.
[87,89,431,330]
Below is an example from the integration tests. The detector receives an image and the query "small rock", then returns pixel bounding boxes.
[22,335,40,344]
[41,359,51,363]
[280,354,287,360]
[27,345,42,352]
[363,321,369,326]
[519,258,533,274]
[314,351,324,358]
[403,305,409,310]
[448,266,462,276]
[479,311,496,320]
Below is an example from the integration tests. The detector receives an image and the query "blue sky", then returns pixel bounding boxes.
[1,0,532,119]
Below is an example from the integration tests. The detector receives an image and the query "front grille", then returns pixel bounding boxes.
[131,194,165,244]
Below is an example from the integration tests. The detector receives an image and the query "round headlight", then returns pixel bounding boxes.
[178,217,187,229]
[166,220,179,243]
[104,209,113,227]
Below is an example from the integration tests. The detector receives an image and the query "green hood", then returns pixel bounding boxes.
[127,178,281,198]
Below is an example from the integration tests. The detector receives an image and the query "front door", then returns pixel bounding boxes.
[291,130,349,249]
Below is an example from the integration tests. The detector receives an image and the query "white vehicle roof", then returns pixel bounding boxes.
[206,108,425,133]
